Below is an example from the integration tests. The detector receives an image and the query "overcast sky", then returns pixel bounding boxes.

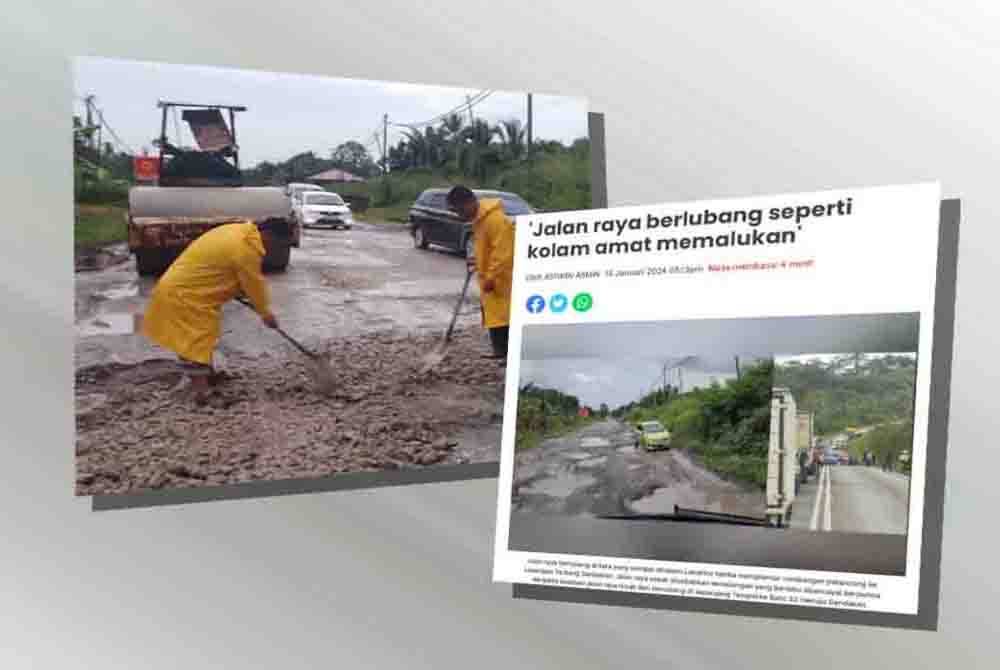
[73,57,589,166]
[519,355,768,409]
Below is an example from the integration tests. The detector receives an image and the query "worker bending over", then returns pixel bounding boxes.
[141,219,284,398]
[446,186,514,359]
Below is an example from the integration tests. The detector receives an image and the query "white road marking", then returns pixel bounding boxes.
[823,465,833,532]
[809,465,826,531]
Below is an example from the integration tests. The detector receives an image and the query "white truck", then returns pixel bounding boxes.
[766,387,814,527]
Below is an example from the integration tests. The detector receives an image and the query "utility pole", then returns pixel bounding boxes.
[526,93,533,159]
[382,114,389,175]
[734,355,741,380]
[83,94,96,150]
[466,95,475,126]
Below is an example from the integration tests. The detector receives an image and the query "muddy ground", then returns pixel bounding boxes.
[75,223,504,496]
[511,418,765,518]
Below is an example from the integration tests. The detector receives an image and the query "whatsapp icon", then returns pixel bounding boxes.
[572,292,593,312]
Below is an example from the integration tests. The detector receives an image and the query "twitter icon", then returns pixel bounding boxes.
[549,293,569,313]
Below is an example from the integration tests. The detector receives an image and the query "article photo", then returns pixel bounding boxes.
[505,312,920,575]
[771,352,916,536]
[73,56,592,496]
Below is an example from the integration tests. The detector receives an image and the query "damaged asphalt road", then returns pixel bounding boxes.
[511,418,764,518]
[74,223,504,496]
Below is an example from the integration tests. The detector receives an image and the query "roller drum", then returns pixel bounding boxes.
[129,186,291,221]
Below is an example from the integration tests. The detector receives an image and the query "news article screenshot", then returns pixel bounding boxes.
[492,183,954,628]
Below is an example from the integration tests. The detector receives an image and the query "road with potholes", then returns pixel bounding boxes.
[74,222,505,495]
[511,418,765,518]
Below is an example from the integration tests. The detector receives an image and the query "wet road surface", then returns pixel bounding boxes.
[511,418,764,518]
[76,223,483,367]
[74,222,504,495]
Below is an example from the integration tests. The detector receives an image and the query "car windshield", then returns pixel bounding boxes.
[305,193,344,206]
[642,422,665,433]
[500,196,532,215]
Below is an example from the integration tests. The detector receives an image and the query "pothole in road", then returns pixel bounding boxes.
[520,471,597,498]
[576,457,608,469]
[629,484,714,514]
[77,312,139,337]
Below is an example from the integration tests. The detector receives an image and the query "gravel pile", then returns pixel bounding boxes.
[75,328,505,496]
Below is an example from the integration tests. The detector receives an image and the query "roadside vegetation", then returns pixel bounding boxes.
[515,384,596,451]
[76,204,126,248]
[73,116,131,249]
[615,360,775,489]
[775,354,917,471]
[242,113,592,222]
[72,108,590,250]
[773,354,917,435]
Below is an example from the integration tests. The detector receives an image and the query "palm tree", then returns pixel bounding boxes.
[402,128,429,167]
[498,119,526,161]
[438,113,466,168]
[458,119,501,181]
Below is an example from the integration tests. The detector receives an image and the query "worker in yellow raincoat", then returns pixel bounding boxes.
[446,186,514,359]
[140,219,283,396]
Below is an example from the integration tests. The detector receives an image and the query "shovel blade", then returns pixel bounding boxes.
[419,344,448,374]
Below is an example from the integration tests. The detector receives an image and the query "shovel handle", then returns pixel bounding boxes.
[274,326,318,359]
[444,269,474,342]
[235,296,317,358]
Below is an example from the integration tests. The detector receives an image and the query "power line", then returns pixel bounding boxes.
[94,107,135,154]
[391,89,492,130]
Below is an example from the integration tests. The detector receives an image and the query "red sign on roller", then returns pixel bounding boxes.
[133,156,159,182]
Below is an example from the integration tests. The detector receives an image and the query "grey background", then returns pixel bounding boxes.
[1,2,994,668]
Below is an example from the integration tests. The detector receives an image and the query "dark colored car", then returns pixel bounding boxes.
[409,188,534,258]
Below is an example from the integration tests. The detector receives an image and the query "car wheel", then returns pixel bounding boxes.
[135,249,165,276]
[263,243,291,273]
[414,226,429,249]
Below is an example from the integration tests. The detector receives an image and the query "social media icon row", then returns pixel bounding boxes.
[526,292,592,314]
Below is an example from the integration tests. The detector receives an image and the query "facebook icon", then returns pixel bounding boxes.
[526,295,546,314]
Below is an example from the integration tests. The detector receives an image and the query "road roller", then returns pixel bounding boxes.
[126,101,298,276]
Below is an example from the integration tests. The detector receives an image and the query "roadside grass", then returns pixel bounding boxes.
[75,203,127,248]
[692,443,768,489]
[515,415,595,451]
[356,206,410,224]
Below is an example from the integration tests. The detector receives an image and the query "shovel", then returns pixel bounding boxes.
[420,268,474,373]
[235,296,337,394]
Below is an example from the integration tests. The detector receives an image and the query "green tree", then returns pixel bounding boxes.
[330,141,377,177]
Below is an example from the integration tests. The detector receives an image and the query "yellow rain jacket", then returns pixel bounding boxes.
[141,222,273,365]
[471,198,515,329]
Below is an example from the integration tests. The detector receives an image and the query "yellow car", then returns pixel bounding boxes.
[635,420,672,451]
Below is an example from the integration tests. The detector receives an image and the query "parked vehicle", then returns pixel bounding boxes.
[294,191,353,229]
[634,420,672,451]
[766,388,814,527]
[409,188,534,258]
[127,102,297,276]
[284,182,324,201]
